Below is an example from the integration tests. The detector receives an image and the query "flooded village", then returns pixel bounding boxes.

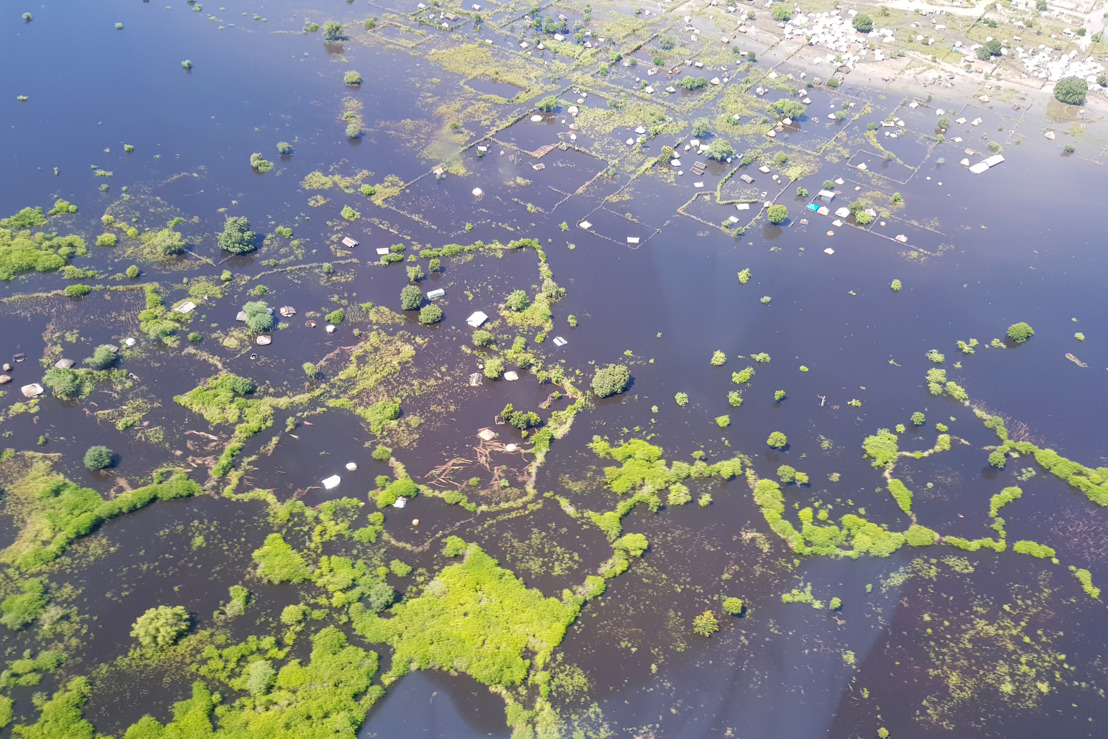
[1,0,1108,737]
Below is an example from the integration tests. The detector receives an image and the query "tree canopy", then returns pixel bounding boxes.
[1053,76,1088,105]
[218,216,257,254]
[84,445,114,470]
[130,605,190,649]
[767,205,788,225]
[592,364,631,398]
[400,285,422,311]
[1007,322,1034,344]
[853,14,873,32]
[242,301,273,332]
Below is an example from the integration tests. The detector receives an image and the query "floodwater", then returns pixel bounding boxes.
[2,1,1108,737]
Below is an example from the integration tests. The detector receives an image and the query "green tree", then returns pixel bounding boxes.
[406,265,424,282]
[472,330,494,347]
[242,301,273,332]
[42,368,81,400]
[1054,76,1088,105]
[771,6,791,21]
[344,70,362,85]
[692,610,719,636]
[591,364,631,398]
[84,445,114,470]
[767,431,788,449]
[910,411,925,426]
[483,357,504,379]
[249,153,273,172]
[505,289,530,311]
[130,605,190,649]
[400,285,422,310]
[1007,322,1034,343]
[775,100,806,119]
[244,659,276,697]
[322,20,343,40]
[143,228,186,257]
[722,597,744,615]
[692,118,711,137]
[218,216,257,254]
[1,579,48,630]
[536,95,559,111]
[346,123,363,138]
[277,141,293,155]
[853,14,874,32]
[84,345,117,370]
[767,204,788,225]
[419,305,443,325]
[705,139,735,161]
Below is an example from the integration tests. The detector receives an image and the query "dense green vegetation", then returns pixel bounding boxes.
[0,456,200,570]
[591,364,630,398]
[1054,76,1088,104]
[0,211,87,280]
[131,605,190,649]
[218,216,257,254]
[353,539,579,688]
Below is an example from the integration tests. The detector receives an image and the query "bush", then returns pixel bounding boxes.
[890,279,902,292]
[1,580,48,630]
[853,14,873,32]
[722,597,744,615]
[592,364,631,398]
[346,123,363,138]
[400,285,422,310]
[766,205,788,225]
[218,216,256,254]
[692,118,710,137]
[705,139,735,161]
[96,233,117,247]
[324,308,344,325]
[242,301,273,332]
[84,345,117,370]
[277,141,293,155]
[406,265,424,282]
[692,610,719,636]
[43,368,81,400]
[1054,76,1088,105]
[419,305,443,325]
[322,20,343,40]
[344,70,362,85]
[249,153,273,172]
[84,445,114,470]
[910,411,925,426]
[767,431,787,449]
[64,284,92,298]
[130,605,190,649]
[483,357,504,379]
[505,290,530,311]
[536,95,559,111]
[1006,322,1034,344]
[771,6,790,21]
[472,330,494,347]
[126,265,140,279]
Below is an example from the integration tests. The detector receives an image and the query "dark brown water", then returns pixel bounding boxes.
[2,2,1108,737]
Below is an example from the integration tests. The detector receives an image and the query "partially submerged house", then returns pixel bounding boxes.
[466,311,488,328]
[342,236,359,248]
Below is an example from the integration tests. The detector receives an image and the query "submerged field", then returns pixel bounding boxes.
[1,1,1108,737]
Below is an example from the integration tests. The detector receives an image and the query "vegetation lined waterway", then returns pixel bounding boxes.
[2,1,1108,737]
